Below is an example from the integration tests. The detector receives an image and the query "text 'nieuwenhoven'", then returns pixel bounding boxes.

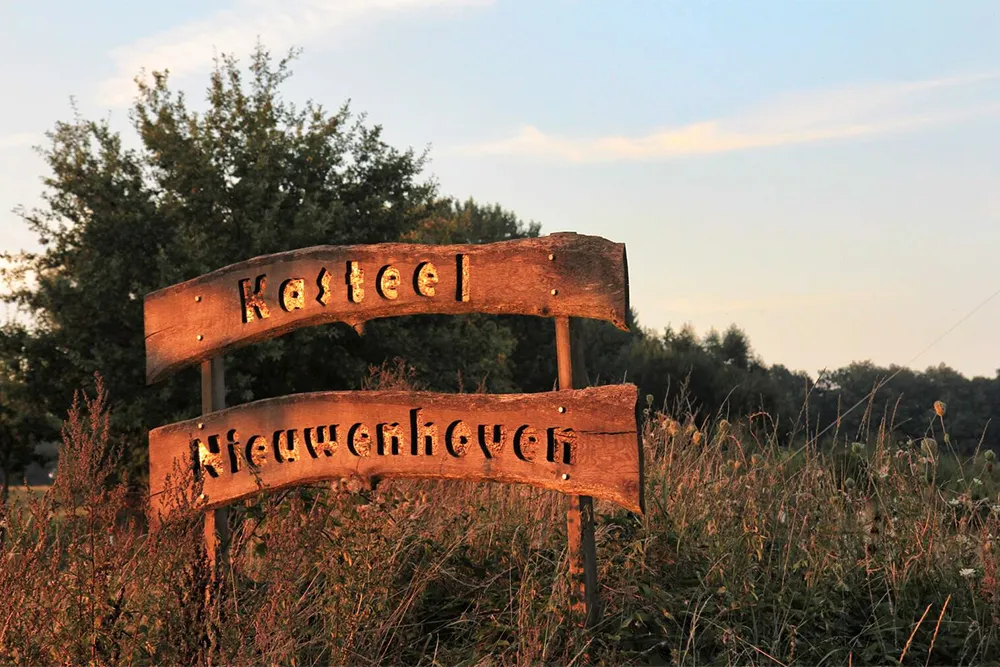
[194,408,578,479]
[238,255,470,324]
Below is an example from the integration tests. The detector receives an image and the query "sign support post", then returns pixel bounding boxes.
[555,316,599,628]
[200,357,228,573]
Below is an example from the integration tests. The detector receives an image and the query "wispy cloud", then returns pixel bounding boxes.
[454,73,1000,162]
[97,0,492,107]
[658,291,883,316]
[0,133,39,150]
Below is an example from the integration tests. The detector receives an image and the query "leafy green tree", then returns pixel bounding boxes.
[2,46,528,479]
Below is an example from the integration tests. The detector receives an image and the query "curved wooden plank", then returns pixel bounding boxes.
[148,384,642,526]
[144,233,629,384]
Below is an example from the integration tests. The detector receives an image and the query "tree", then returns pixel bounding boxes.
[2,45,532,480]
[0,325,58,505]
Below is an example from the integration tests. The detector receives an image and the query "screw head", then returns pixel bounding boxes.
[195,295,202,303]
[197,422,205,430]
[196,334,204,341]
[551,289,559,296]
[548,253,555,261]
[558,406,566,414]
[561,473,570,481]
[199,493,206,500]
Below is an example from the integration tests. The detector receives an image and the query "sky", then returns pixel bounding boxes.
[2,0,1000,379]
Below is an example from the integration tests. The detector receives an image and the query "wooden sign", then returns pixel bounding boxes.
[148,384,642,526]
[144,233,628,384]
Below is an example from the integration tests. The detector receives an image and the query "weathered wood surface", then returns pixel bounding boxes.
[148,384,642,526]
[144,233,629,384]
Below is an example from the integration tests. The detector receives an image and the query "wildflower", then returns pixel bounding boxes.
[934,401,947,417]
[851,442,864,456]
[960,568,976,578]
[845,478,856,491]
[948,498,962,507]
[692,431,703,445]
[986,450,996,463]
[974,478,984,486]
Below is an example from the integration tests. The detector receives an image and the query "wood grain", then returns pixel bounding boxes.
[144,233,629,384]
[148,384,642,526]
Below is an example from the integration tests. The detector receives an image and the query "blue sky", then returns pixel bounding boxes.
[2,0,999,378]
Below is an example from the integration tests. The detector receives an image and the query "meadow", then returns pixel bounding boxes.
[3,376,1000,666]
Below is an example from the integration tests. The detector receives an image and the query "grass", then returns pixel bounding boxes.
[3,379,1000,665]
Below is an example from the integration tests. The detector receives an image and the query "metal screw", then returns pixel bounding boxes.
[558,406,566,414]
[199,493,206,500]
[561,473,570,481]
[548,253,555,261]
[195,295,202,303]
[196,334,204,341]
[197,422,204,430]
[551,289,558,296]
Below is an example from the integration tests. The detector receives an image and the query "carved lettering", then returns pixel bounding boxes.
[316,268,332,306]
[305,425,338,458]
[274,429,302,463]
[415,261,438,297]
[247,434,269,468]
[196,435,225,478]
[239,275,271,323]
[478,424,508,459]
[279,278,306,312]
[377,265,401,300]
[378,422,405,455]
[457,254,470,302]
[409,409,437,455]
[347,261,364,303]
[348,423,372,457]
[446,420,473,457]
[548,427,578,465]
[226,429,243,473]
[514,425,540,462]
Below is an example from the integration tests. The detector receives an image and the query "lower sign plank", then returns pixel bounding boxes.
[148,384,642,526]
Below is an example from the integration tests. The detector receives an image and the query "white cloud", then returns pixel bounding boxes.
[0,133,39,150]
[454,73,1000,162]
[97,0,493,107]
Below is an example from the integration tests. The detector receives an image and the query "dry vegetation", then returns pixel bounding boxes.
[3,373,1000,665]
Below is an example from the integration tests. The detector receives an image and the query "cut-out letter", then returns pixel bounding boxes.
[347,262,364,303]
[196,435,225,478]
[409,409,437,455]
[456,255,470,302]
[446,420,473,457]
[316,268,332,306]
[415,261,438,297]
[478,424,508,459]
[548,427,578,465]
[377,265,401,300]
[348,423,372,457]
[239,275,271,323]
[305,425,338,458]
[279,278,306,312]
[226,429,243,473]
[246,434,269,468]
[514,425,540,462]
[378,422,405,455]
[274,429,302,463]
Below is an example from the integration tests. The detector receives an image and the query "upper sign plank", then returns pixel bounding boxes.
[147,384,643,526]
[144,233,629,384]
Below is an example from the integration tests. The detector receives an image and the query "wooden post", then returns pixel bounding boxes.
[200,358,228,572]
[555,316,599,628]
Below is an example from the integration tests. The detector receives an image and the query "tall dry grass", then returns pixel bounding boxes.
[3,373,1000,665]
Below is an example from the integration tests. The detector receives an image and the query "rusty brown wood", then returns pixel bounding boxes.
[200,358,228,573]
[144,233,629,384]
[556,316,600,628]
[147,385,642,527]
